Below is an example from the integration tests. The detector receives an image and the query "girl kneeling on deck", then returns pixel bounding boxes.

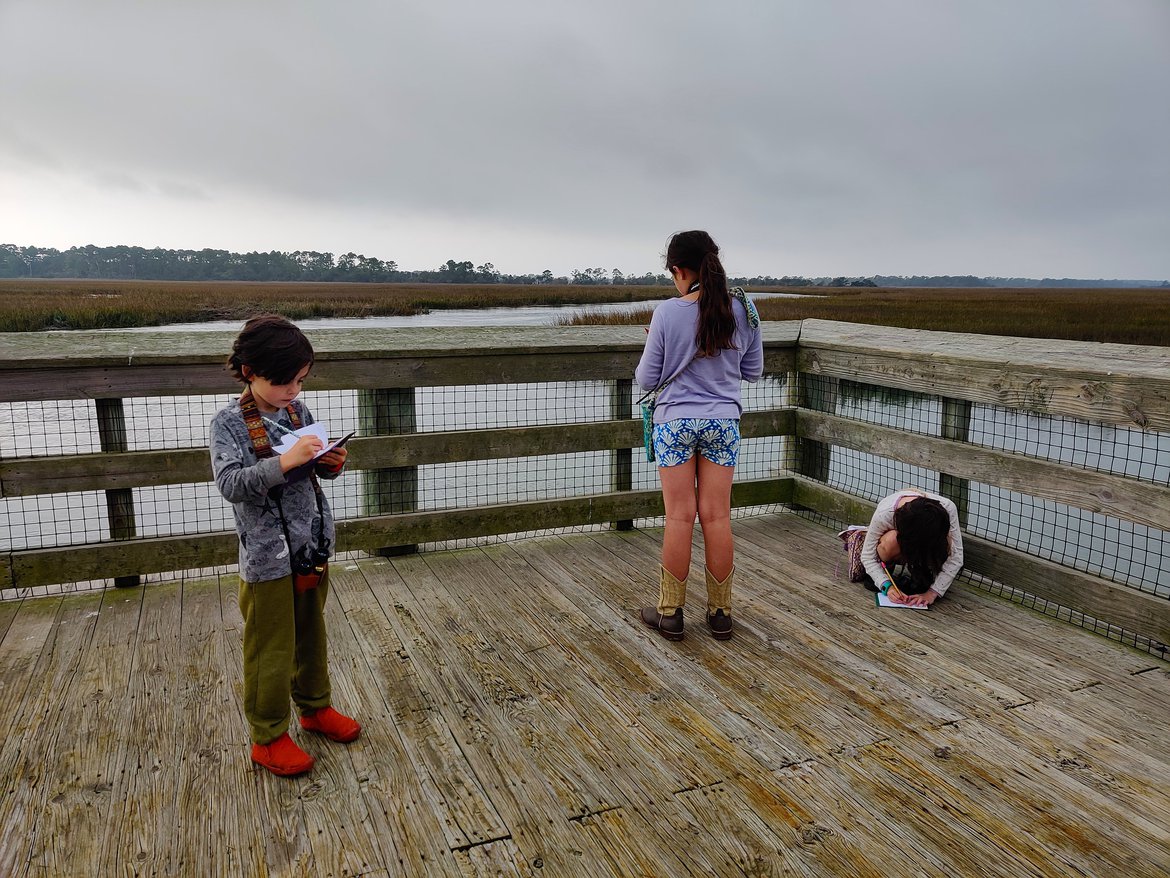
[840,490,965,607]
[210,315,361,777]
[636,231,764,641]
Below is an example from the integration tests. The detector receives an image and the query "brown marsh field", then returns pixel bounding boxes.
[565,285,1170,346]
[0,278,1167,345]
[0,278,658,332]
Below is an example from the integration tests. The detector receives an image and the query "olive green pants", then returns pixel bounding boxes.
[238,570,332,745]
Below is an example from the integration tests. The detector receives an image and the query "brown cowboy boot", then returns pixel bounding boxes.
[640,565,686,641]
[705,566,734,640]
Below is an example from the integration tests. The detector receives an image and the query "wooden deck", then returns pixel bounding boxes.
[1,513,1168,877]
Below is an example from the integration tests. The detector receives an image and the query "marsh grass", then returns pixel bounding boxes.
[0,279,670,332]
[3,279,1166,344]
[561,287,1170,345]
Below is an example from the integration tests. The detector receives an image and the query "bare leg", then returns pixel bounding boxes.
[696,456,736,580]
[658,457,699,580]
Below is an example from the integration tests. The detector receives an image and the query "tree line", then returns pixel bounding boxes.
[0,244,818,287]
[2,244,1164,288]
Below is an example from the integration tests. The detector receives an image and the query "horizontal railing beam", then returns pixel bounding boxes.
[0,408,797,496]
[0,323,804,401]
[1,476,793,590]
[789,475,1170,648]
[795,409,1170,531]
[797,319,1170,430]
[0,347,798,402]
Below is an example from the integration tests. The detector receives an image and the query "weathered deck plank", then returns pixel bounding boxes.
[100,582,184,875]
[216,576,318,877]
[737,516,1170,757]
[744,515,1165,702]
[0,598,21,644]
[592,527,972,753]
[288,574,391,878]
[26,588,142,876]
[488,539,735,784]
[422,545,741,876]
[379,552,610,877]
[505,534,925,876]
[584,528,1072,875]
[323,563,467,877]
[1,512,1168,876]
[0,594,102,877]
[0,597,63,875]
[175,577,271,876]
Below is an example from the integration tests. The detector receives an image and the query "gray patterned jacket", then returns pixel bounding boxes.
[209,398,339,583]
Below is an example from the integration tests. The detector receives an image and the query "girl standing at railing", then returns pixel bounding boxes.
[636,230,764,640]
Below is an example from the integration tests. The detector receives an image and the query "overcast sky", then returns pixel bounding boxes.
[1,1,1167,278]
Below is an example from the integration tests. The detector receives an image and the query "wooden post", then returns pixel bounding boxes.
[940,397,972,527]
[96,398,140,587]
[611,378,633,531]
[795,372,838,485]
[359,387,418,556]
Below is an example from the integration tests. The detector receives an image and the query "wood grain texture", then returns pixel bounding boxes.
[4,479,793,589]
[797,318,1170,430]
[99,582,185,876]
[0,323,800,400]
[0,595,101,877]
[24,588,143,875]
[796,408,1170,531]
[330,561,495,876]
[0,323,802,369]
[0,408,796,497]
[790,475,1170,649]
[1,514,1168,875]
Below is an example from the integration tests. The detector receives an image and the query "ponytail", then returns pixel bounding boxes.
[696,251,735,357]
[666,230,736,358]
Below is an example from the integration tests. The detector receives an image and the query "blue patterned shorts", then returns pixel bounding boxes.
[652,418,741,467]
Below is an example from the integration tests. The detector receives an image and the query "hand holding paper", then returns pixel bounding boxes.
[273,424,352,460]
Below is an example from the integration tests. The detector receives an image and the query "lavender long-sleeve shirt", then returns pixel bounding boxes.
[635,295,764,423]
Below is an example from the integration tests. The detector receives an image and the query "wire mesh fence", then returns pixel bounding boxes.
[4,346,1167,662]
[0,372,794,598]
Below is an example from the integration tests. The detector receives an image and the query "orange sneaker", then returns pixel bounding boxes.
[251,732,314,777]
[299,706,362,743]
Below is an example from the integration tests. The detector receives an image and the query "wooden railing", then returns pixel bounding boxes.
[1,319,1167,651]
[788,320,1170,650]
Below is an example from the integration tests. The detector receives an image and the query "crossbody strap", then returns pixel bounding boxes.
[637,354,698,406]
[238,387,305,457]
[238,386,325,520]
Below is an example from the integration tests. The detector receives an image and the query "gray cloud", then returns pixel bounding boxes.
[1,0,1167,277]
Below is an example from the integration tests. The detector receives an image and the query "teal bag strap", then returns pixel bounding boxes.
[638,354,697,462]
[731,287,760,328]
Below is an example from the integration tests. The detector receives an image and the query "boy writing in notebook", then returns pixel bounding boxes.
[209,314,360,777]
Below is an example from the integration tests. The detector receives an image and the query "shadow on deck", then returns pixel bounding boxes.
[1,512,1168,877]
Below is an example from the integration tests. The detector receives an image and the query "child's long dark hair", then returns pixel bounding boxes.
[893,497,951,593]
[666,230,735,357]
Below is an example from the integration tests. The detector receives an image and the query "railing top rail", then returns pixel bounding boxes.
[0,322,804,370]
[797,319,1170,430]
[798,319,1170,376]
